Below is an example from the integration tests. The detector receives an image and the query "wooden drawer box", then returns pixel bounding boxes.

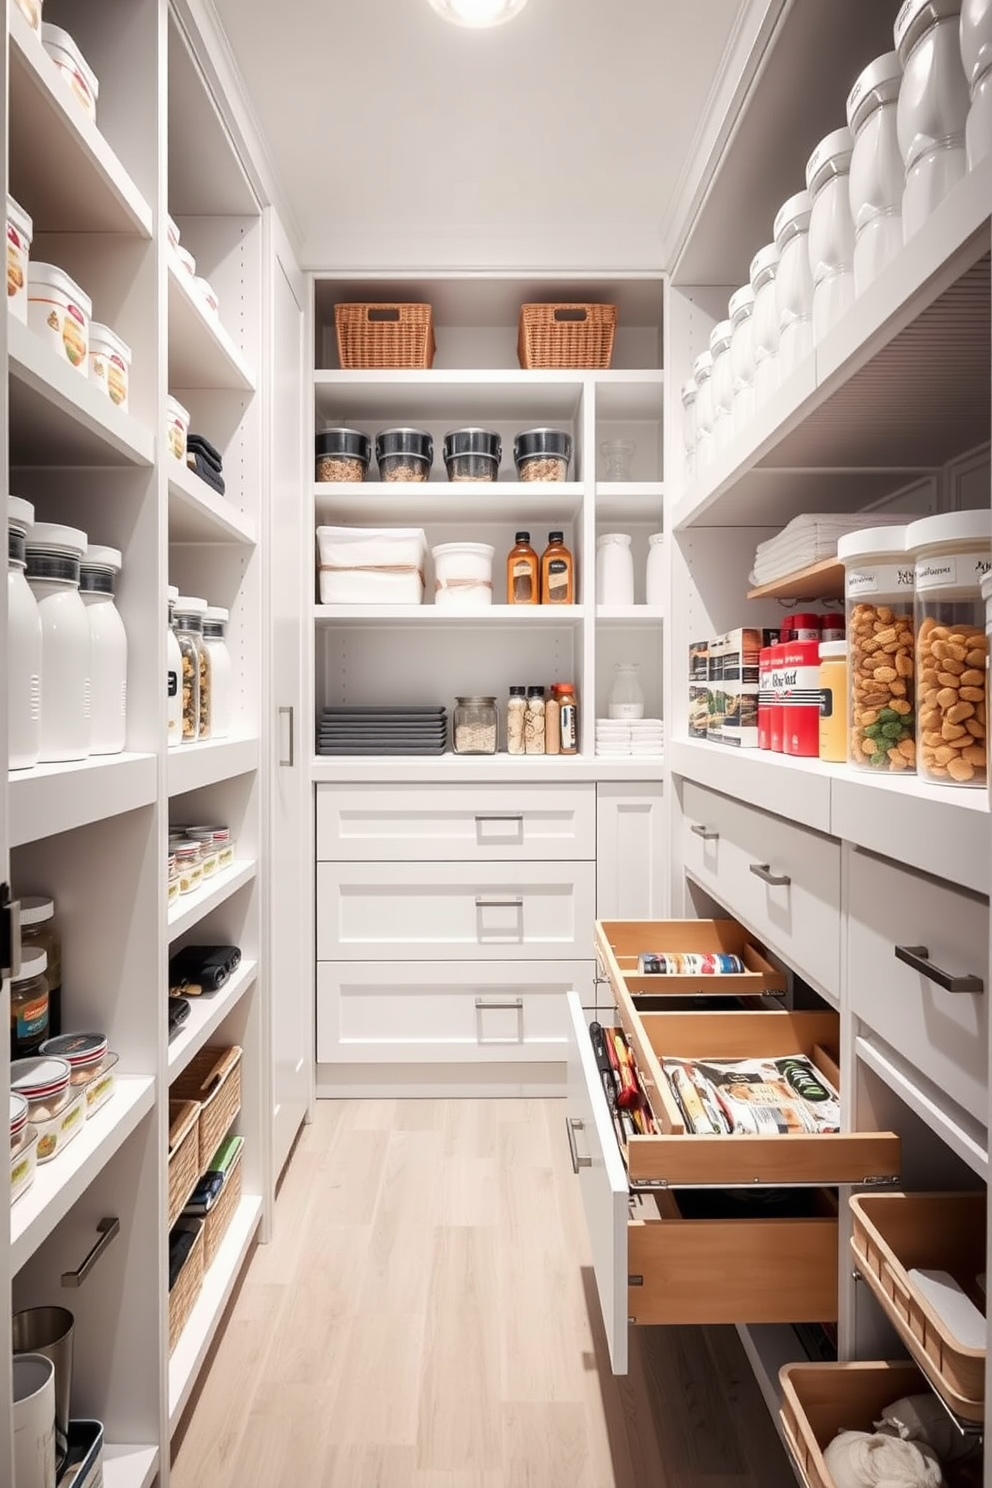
[315,782,596,862]
[780,1361,927,1488]
[595,917,786,1000]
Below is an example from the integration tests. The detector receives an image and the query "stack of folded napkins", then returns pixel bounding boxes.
[750,511,909,587]
[596,718,664,757]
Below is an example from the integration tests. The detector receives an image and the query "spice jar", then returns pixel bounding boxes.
[202,606,233,738]
[524,686,546,754]
[514,428,573,482]
[172,596,206,743]
[20,896,62,1039]
[375,427,433,482]
[10,947,49,1059]
[167,584,183,748]
[819,641,849,763]
[506,686,526,755]
[80,545,127,755]
[908,509,991,786]
[443,428,501,482]
[315,428,371,483]
[453,696,498,755]
[8,496,42,771]
[837,526,915,772]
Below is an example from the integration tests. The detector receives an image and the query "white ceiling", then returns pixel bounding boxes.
[208,0,744,272]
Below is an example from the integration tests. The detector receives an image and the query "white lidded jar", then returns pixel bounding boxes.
[645,533,665,607]
[7,496,42,770]
[692,350,715,470]
[166,584,183,747]
[596,533,634,606]
[847,52,905,294]
[961,0,992,166]
[774,190,815,379]
[202,606,234,738]
[680,377,697,485]
[79,545,127,755]
[728,284,755,438]
[6,193,33,325]
[750,242,781,406]
[806,126,856,342]
[25,523,90,763]
[27,261,90,375]
[896,0,969,239]
[608,662,645,720]
[709,319,734,454]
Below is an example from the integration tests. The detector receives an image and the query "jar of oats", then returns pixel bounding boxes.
[907,509,991,787]
[315,428,371,483]
[452,696,498,755]
[837,525,915,772]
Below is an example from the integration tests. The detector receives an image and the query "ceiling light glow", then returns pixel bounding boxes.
[428,0,529,28]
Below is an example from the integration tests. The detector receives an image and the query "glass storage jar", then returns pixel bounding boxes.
[692,351,715,469]
[896,0,970,239]
[10,947,49,1059]
[774,191,814,380]
[174,840,203,894]
[600,439,635,482]
[25,522,90,763]
[8,496,41,771]
[375,427,433,482]
[709,319,734,454]
[847,52,905,295]
[908,508,991,785]
[680,379,697,483]
[961,0,992,166]
[806,126,856,343]
[20,896,62,1039]
[524,686,546,754]
[749,243,781,406]
[506,686,526,755]
[443,428,501,482]
[608,661,645,720]
[315,427,370,483]
[596,532,634,605]
[172,596,206,743]
[452,697,498,755]
[167,584,183,747]
[514,428,573,482]
[838,525,915,772]
[818,641,849,763]
[80,545,127,755]
[202,606,233,737]
[728,285,755,438]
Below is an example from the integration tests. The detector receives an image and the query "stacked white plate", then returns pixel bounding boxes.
[595,717,664,757]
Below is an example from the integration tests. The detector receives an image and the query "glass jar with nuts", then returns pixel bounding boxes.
[838,526,916,772]
[173,596,211,742]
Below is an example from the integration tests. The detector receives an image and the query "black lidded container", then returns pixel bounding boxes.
[513,427,573,482]
[375,427,434,482]
[315,428,371,482]
[442,428,502,482]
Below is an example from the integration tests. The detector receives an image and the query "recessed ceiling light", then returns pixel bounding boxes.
[428,0,529,28]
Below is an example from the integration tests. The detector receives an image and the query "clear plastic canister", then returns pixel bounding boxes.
[25,522,90,764]
[173,596,206,743]
[773,191,814,381]
[806,126,856,343]
[896,0,969,240]
[728,284,755,438]
[838,525,915,772]
[693,351,715,470]
[709,319,734,454]
[680,377,697,485]
[202,606,233,738]
[167,584,183,747]
[8,496,41,771]
[750,243,781,406]
[908,508,991,785]
[847,52,905,294]
[961,0,992,166]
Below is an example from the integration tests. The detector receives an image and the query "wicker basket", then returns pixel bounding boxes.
[517,303,617,369]
[171,1046,242,1173]
[204,1144,244,1268]
[168,1217,204,1354]
[167,1100,201,1229]
[335,303,435,369]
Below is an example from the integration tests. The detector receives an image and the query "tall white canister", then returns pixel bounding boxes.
[8,496,42,770]
[79,545,127,754]
[680,377,697,486]
[773,190,814,381]
[728,284,755,438]
[25,524,90,763]
[961,0,992,166]
[750,242,781,406]
[847,52,905,294]
[806,127,856,342]
[693,351,715,470]
[709,319,734,454]
[203,606,234,738]
[896,0,969,238]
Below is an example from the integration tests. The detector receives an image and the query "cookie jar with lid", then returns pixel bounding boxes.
[806,127,856,343]
[774,191,814,380]
[847,52,904,294]
[895,0,970,239]
[750,243,781,406]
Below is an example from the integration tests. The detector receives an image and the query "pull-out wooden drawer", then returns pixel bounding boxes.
[848,850,988,1125]
[682,780,841,997]
[316,861,596,961]
[315,782,596,862]
[595,917,787,1000]
[780,1361,927,1488]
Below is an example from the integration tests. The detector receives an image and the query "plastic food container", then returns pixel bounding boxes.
[728,285,755,438]
[167,215,181,250]
[896,0,970,239]
[680,378,697,483]
[749,243,781,405]
[838,525,916,772]
[375,427,433,482]
[513,428,573,482]
[174,841,203,894]
[11,0,42,37]
[168,852,180,904]
[774,191,814,381]
[27,262,91,374]
[75,1052,118,1117]
[431,542,495,608]
[185,825,234,869]
[10,1092,28,1145]
[596,532,635,605]
[709,320,734,453]
[818,641,849,762]
[11,1054,71,1120]
[962,0,992,166]
[167,395,190,462]
[316,525,427,604]
[909,508,991,785]
[32,1087,85,1162]
[315,428,370,483]
[193,276,219,317]
[88,322,131,410]
[10,1124,38,1203]
[692,350,715,468]
[443,428,501,482]
[847,53,905,295]
[806,127,855,343]
[7,193,32,323]
[174,244,196,279]
[42,23,99,121]
[40,1030,108,1070]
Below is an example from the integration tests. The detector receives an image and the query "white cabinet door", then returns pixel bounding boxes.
[596,782,667,919]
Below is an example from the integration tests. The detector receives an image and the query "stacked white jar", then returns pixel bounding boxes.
[896,0,969,240]
[680,377,697,485]
[8,497,42,770]
[25,524,90,763]
[6,194,32,324]
[728,284,755,437]
[645,534,665,606]
[709,319,734,454]
[596,533,634,605]
[806,127,856,342]
[167,584,183,747]
[203,607,234,737]
[693,351,715,470]
[961,0,992,167]
[847,52,904,294]
[79,546,127,755]
[774,191,814,380]
[750,243,781,406]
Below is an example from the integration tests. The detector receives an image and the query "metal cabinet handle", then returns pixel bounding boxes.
[894,944,984,995]
[475,996,524,1010]
[61,1217,120,1288]
[474,814,524,824]
[565,1116,592,1173]
[475,897,524,908]
[278,705,294,767]
[691,824,719,840]
[749,862,791,887]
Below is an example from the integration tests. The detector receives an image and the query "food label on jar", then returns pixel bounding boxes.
[915,551,992,593]
[560,702,576,751]
[820,686,835,718]
[107,355,127,406]
[845,562,914,598]
[546,558,570,602]
[13,993,48,1043]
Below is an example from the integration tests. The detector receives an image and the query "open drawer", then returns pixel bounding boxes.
[780,1361,931,1488]
[595,917,787,999]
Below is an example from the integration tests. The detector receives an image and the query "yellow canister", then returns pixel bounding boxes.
[819,640,848,763]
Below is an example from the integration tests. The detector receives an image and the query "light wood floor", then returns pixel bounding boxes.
[171,1099,798,1488]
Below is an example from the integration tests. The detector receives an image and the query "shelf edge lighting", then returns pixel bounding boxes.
[428,0,529,27]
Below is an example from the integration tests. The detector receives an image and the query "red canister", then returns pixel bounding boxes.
[780,638,823,756]
[759,642,777,749]
[781,611,822,642]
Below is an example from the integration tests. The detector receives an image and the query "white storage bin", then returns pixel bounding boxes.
[728,284,755,438]
[431,542,494,608]
[961,0,992,166]
[317,526,427,605]
[806,127,856,343]
[709,319,734,453]
[6,194,32,324]
[692,350,714,469]
[41,22,98,121]
[896,0,969,239]
[88,323,131,410]
[847,52,904,294]
[750,243,781,406]
[27,262,91,375]
[774,190,814,379]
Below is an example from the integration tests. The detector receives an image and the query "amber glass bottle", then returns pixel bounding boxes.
[506,531,539,604]
[540,531,574,604]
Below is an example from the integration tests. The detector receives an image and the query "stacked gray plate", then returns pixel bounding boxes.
[316,705,448,756]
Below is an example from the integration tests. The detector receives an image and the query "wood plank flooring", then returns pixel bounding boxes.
[170,1099,798,1488]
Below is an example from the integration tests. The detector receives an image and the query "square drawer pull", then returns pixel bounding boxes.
[691,823,719,840]
[475,896,524,908]
[565,1115,592,1173]
[474,996,524,1010]
[893,944,984,995]
[749,862,791,887]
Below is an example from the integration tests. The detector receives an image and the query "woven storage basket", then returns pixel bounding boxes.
[171,1046,242,1172]
[204,1144,244,1267]
[167,1100,201,1229]
[517,303,617,369]
[335,303,436,369]
[168,1217,204,1354]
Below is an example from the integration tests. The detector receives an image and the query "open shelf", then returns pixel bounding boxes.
[167,860,257,939]
[596,605,665,625]
[311,754,664,784]
[167,737,260,798]
[168,460,257,545]
[168,959,258,1074]
[746,557,844,602]
[314,368,585,424]
[168,260,256,392]
[856,1036,988,1181]
[595,482,665,521]
[9,753,158,848]
[103,1444,160,1488]
[313,480,584,525]
[314,603,586,625]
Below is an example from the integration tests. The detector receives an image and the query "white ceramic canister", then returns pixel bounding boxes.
[680,377,697,484]
[709,319,734,454]
[25,524,90,764]
[88,323,131,410]
[645,533,665,606]
[774,190,814,379]
[896,0,969,239]
[728,284,755,438]
[431,541,495,609]
[12,1352,56,1488]
[41,23,98,121]
[961,0,992,165]
[692,350,715,469]
[7,193,33,324]
[193,275,219,317]
[750,243,781,406]
[847,52,905,294]
[27,263,91,375]
[79,546,126,755]
[166,214,181,250]
[596,533,635,605]
[167,395,190,462]
[806,127,856,343]
[202,606,233,736]
[166,584,183,747]
[11,0,43,38]
[8,496,42,771]
[174,244,196,279]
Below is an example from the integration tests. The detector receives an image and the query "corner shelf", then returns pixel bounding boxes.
[9,753,158,847]
[167,737,260,798]
[168,460,257,545]
[168,261,256,392]
[167,860,258,939]
[168,959,258,1074]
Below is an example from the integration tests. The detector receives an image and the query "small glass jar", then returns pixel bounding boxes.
[837,525,915,772]
[609,662,645,720]
[173,596,208,742]
[709,319,734,453]
[514,428,573,482]
[774,191,815,380]
[20,896,62,1039]
[692,351,715,468]
[452,696,498,755]
[728,285,755,438]
[167,852,180,904]
[896,0,970,239]
[375,427,433,482]
[443,428,501,482]
[806,127,856,344]
[819,641,849,763]
[11,947,49,1059]
[174,841,203,894]
[506,686,526,756]
[600,439,636,482]
[524,686,546,754]
[202,606,233,738]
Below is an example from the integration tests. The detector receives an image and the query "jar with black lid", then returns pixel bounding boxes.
[20,895,62,1037]
[315,428,371,483]
[442,428,501,482]
[513,428,573,482]
[11,946,49,1058]
[375,427,433,482]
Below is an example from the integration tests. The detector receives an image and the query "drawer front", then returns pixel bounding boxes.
[316,861,597,960]
[848,851,988,1124]
[317,960,595,1063]
[682,780,841,996]
[315,782,596,861]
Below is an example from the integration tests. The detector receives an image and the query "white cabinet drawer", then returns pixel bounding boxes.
[848,851,988,1124]
[682,780,841,997]
[315,782,596,861]
[316,861,597,961]
[317,959,594,1063]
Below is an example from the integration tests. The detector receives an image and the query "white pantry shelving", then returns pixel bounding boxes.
[168,958,258,1074]
[9,754,158,847]
[168,458,257,545]
[166,737,260,797]
[167,859,257,938]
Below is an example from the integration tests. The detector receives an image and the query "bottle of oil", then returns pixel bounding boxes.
[506,532,539,604]
[540,531,574,604]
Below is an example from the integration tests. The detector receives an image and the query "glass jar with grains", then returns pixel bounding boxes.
[452,697,498,755]
[172,596,208,742]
